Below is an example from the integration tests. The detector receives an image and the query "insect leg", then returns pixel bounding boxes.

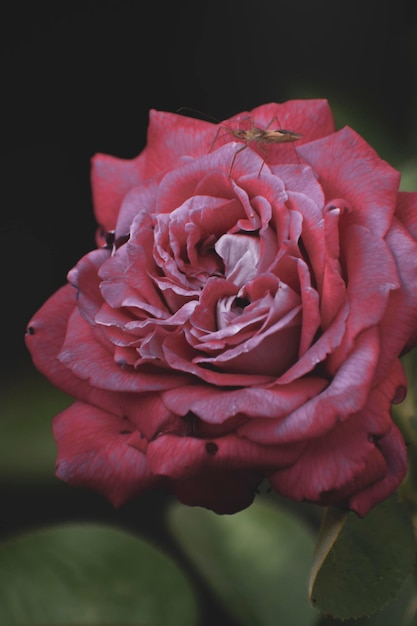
[265,115,281,130]
[256,145,269,177]
[208,125,236,153]
[228,143,249,177]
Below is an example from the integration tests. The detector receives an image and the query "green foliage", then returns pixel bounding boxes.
[316,573,417,625]
[309,496,416,620]
[0,523,198,626]
[167,496,317,626]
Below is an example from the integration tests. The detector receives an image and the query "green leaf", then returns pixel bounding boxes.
[316,571,417,624]
[0,523,198,626]
[309,495,416,620]
[167,496,317,626]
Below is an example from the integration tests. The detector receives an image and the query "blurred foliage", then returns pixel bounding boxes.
[0,523,198,626]
[316,572,417,625]
[167,498,317,626]
[309,497,416,620]
[399,159,417,192]
[0,372,71,482]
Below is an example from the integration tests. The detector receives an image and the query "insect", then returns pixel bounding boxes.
[177,107,302,177]
[209,115,302,177]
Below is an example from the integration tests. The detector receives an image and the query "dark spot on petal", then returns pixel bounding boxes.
[368,433,383,446]
[119,430,131,435]
[26,326,35,335]
[205,441,218,456]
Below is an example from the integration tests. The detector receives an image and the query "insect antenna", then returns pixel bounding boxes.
[176,107,221,124]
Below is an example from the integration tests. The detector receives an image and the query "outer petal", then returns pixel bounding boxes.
[25,285,126,416]
[91,152,149,231]
[171,471,261,514]
[249,99,335,143]
[147,433,304,514]
[298,127,400,237]
[348,423,407,515]
[378,194,417,359]
[144,109,217,176]
[161,378,328,424]
[67,248,111,323]
[54,402,156,506]
[242,327,380,443]
[327,223,400,374]
[267,360,407,515]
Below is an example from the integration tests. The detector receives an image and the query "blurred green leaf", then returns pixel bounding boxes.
[167,496,317,626]
[399,159,417,192]
[309,495,416,620]
[0,373,71,481]
[316,573,417,625]
[0,522,198,626]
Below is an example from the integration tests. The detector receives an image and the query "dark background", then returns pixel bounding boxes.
[1,2,417,624]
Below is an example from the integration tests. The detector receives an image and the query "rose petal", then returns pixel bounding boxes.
[373,211,417,380]
[244,327,380,442]
[328,223,400,374]
[25,285,126,415]
[267,360,407,515]
[91,152,148,231]
[249,99,335,143]
[59,308,192,392]
[147,432,304,513]
[67,248,110,323]
[298,127,400,237]
[320,203,347,329]
[54,401,156,506]
[161,377,328,423]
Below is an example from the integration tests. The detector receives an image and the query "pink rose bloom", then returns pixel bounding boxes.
[26,100,417,515]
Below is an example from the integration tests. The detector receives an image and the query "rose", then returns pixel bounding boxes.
[26,99,417,515]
